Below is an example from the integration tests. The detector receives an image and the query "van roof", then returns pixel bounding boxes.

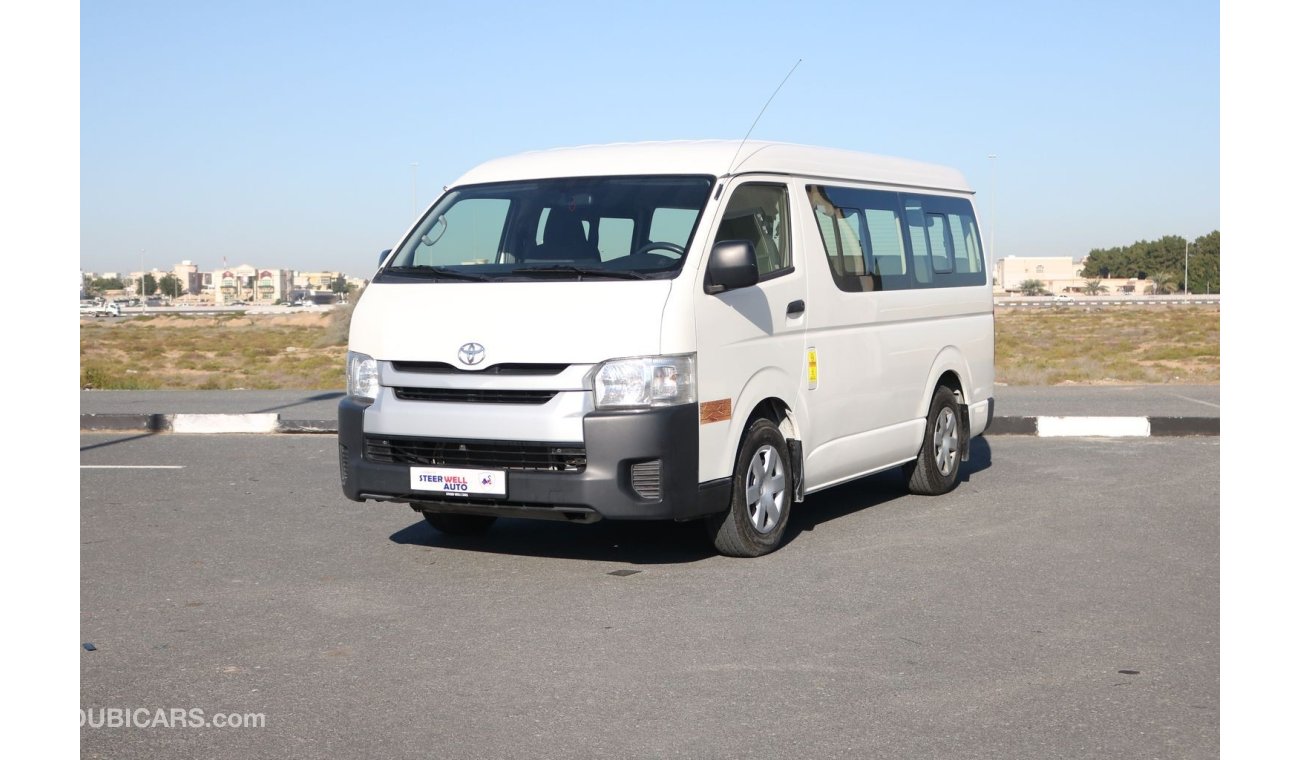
[451,140,972,194]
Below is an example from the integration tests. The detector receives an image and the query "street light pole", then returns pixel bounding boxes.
[1184,238,1190,295]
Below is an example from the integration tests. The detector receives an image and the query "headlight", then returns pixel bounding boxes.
[347,351,380,401]
[593,354,696,409]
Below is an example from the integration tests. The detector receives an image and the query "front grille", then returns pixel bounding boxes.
[391,361,570,376]
[394,387,557,404]
[630,460,662,500]
[338,443,349,487]
[365,436,586,472]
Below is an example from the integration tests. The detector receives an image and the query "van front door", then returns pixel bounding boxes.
[694,179,808,485]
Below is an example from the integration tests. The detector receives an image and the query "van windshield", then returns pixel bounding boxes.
[379,175,714,282]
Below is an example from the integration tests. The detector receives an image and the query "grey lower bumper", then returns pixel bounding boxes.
[338,398,729,521]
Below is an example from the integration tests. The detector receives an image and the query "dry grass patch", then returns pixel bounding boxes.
[995,304,1219,385]
[80,311,348,390]
[82,303,1219,389]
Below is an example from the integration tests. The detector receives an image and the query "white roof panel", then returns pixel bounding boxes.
[451,140,971,193]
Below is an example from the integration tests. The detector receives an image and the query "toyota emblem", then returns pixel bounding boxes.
[458,342,486,366]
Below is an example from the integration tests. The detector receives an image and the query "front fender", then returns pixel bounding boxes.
[699,366,798,483]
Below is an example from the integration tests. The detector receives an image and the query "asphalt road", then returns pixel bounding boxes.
[79,433,1218,759]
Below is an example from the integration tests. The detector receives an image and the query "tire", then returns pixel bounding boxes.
[903,386,963,495]
[421,512,497,535]
[705,418,792,557]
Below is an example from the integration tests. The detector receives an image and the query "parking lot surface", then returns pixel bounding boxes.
[81,434,1218,759]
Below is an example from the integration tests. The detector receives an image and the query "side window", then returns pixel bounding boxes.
[809,187,872,291]
[903,200,934,285]
[863,209,907,285]
[718,183,791,278]
[927,214,954,274]
[808,185,908,291]
[949,213,979,273]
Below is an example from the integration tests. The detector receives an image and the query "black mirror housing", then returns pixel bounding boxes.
[705,240,759,294]
[378,249,392,267]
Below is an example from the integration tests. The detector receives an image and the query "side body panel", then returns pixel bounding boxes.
[792,182,994,493]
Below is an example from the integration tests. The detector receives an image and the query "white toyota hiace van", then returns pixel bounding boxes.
[339,141,994,556]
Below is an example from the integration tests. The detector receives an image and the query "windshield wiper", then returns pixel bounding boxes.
[385,265,493,282]
[511,266,647,281]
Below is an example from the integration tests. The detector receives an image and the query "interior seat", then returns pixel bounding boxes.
[531,210,600,262]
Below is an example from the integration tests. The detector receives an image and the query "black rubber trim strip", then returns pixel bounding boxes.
[80,413,172,432]
[1148,417,1220,436]
[984,416,1038,435]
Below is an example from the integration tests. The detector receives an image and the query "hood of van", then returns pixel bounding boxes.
[349,280,673,366]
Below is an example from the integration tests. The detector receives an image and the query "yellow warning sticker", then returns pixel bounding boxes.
[807,347,818,390]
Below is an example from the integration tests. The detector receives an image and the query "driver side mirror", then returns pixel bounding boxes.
[705,240,759,295]
[377,249,392,267]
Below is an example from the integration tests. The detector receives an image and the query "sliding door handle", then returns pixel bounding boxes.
[786,300,805,316]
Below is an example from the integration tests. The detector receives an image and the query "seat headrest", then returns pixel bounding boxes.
[544,210,587,246]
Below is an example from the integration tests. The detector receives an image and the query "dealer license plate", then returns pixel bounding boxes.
[410,467,507,497]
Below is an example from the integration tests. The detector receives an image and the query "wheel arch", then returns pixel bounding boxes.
[916,346,973,418]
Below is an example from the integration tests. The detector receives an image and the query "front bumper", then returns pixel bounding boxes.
[338,398,729,522]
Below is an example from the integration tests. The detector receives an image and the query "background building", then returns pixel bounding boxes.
[996,256,1082,292]
[173,261,201,295]
[215,265,293,304]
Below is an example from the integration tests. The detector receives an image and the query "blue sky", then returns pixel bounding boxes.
[80,0,1219,277]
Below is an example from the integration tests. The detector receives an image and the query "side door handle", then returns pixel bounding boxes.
[786,299,805,317]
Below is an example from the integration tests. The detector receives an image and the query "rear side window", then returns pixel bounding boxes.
[926,213,954,274]
[948,213,983,274]
[902,195,986,288]
[809,185,985,290]
[903,200,934,285]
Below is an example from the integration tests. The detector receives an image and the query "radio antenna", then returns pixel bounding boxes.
[725,58,802,176]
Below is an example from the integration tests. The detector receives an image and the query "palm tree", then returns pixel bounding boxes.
[1148,271,1176,295]
[1083,279,1108,295]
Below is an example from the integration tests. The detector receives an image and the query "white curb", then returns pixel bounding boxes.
[170,413,281,434]
[1035,416,1152,438]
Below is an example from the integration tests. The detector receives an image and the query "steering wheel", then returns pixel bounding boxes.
[632,241,686,258]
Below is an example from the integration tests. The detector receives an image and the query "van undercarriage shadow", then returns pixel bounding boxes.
[389,437,994,561]
[784,436,993,541]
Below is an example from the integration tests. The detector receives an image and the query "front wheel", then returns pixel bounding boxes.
[705,418,791,557]
[903,386,963,495]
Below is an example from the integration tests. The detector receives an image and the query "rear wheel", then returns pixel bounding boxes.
[904,386,963,495]
[421,512,497,535]
[706,418,791,557]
